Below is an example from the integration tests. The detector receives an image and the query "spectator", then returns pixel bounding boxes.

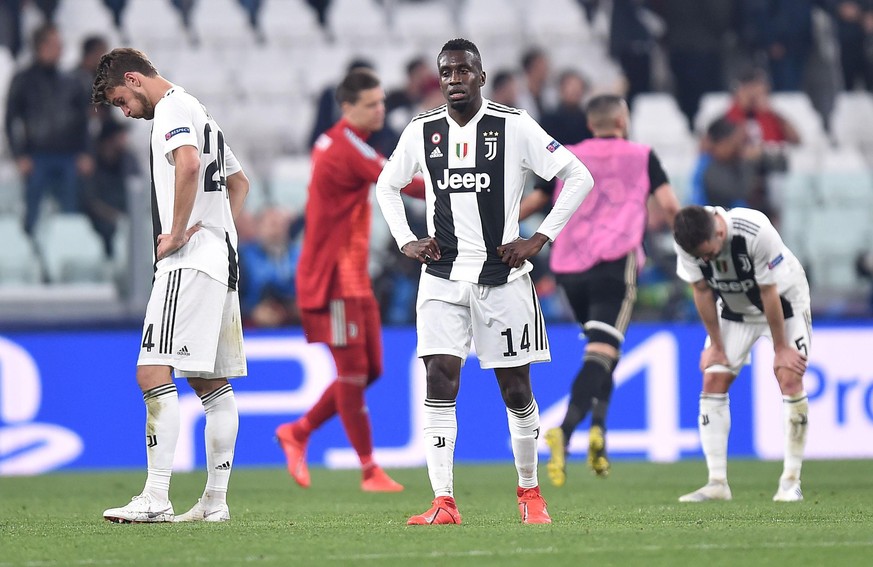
[828,0,873,90]
[516,47,555,120]
[737,0,815,92]
[73,35,112,136]
[655,0,732,128]
[5,23,93,235]
[489,69,521,107]
[690,117,761,210]
[308,58,395,155]
[385,56,437,135]
[608,0,658,106]
[0,0,23,57]
[540,70,592,145]
[81,120,139,257]
[723,67,801,146]
[238,206,303,327]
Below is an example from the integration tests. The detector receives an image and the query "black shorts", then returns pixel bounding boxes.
[555,253,638,347]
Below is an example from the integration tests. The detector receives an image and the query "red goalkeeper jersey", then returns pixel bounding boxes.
[296,119,422,310]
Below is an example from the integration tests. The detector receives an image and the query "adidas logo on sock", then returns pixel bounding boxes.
[215,461,231,470]
[429,147,443,158]
[176,345,191,356]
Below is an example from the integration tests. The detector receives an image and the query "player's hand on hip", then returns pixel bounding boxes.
[402,237,441,264]
[497,233,548,269]
[156,223,202,260]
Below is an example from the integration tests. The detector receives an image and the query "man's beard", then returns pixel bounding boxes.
[135,91,155,120]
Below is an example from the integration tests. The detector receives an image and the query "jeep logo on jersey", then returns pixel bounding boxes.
[436,168,492,192]
[707,278,756,292]
[483,131,499,161]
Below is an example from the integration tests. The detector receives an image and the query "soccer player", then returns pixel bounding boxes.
[275,68,424,492]
[93,48,249,523]
[376,38,595,525]
[673,205,810,502]
[519,94,681,484]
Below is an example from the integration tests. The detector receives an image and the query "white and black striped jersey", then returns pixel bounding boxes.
[675,206,810,323]
[377,98,593,286]
[150,85,243,290]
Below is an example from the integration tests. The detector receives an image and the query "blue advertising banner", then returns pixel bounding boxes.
[1,322,872,475]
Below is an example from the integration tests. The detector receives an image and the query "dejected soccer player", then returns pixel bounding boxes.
[376,38,595,525]
[673,205,811,502]
[93,48,249,523]
[274,68,424,492]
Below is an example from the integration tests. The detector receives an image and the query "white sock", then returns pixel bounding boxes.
[506,397,540,490]
[781,391,808,482]
[423,399,457,498]
[699,393,730,484]
[201,384,238,506]
[142,383,179,502]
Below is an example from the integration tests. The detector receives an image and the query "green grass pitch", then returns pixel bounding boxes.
[1,460,871,566]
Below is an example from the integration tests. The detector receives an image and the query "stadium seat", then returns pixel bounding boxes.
[769,92,828,150]
[35,213,111,284]
[267,156,311,211]
[693,92,732,135]
[259,0,325,46]
[630,93,697,157]
[814,147,873,207]
[191,0,259,49]
[461,0,524,46]
[830,91,873,158]
[329,0,391,46]
[0,214,42,285]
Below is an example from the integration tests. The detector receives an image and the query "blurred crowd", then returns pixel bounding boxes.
[3,0,873,324]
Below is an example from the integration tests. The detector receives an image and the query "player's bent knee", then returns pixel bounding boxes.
[585,329,622,350]
[702,370,735,393]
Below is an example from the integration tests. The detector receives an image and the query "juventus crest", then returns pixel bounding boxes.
[483,130,499,161]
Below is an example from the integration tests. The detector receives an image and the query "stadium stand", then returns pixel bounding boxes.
[0,0,872,324]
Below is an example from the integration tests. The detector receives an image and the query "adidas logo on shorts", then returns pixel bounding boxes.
[176,345,191,356]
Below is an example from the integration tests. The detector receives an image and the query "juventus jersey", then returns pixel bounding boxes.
[377,98,592,285]
[675,207,810,323]
[150,85,243,289]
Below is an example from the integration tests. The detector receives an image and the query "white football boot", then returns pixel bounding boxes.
[678,480,732,502]
[773,478,803,502]
[103,494,174,523]
[175,498,230,522]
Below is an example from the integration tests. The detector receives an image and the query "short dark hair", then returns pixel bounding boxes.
[585,94,625,129]
[335,68,380,105]
[82,35,107,58]
[734,66,769,89]
[491,70,515,92]
[521,47,545,72]
[406,56,428,77]
[92,48,159,105]
[439,38,482,69]
[707,117,738,143]
[673,206,716,253]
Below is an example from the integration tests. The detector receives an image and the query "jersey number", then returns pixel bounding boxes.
[142,324,155,352]
[501,325,531,357]
[202,123,227,194]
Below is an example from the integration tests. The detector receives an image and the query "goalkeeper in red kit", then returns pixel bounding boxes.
[275,68,424,491]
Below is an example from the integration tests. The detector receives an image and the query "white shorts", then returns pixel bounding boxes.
[705,308,812,375]
[416,271,550,369]
[137,269,247,379]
